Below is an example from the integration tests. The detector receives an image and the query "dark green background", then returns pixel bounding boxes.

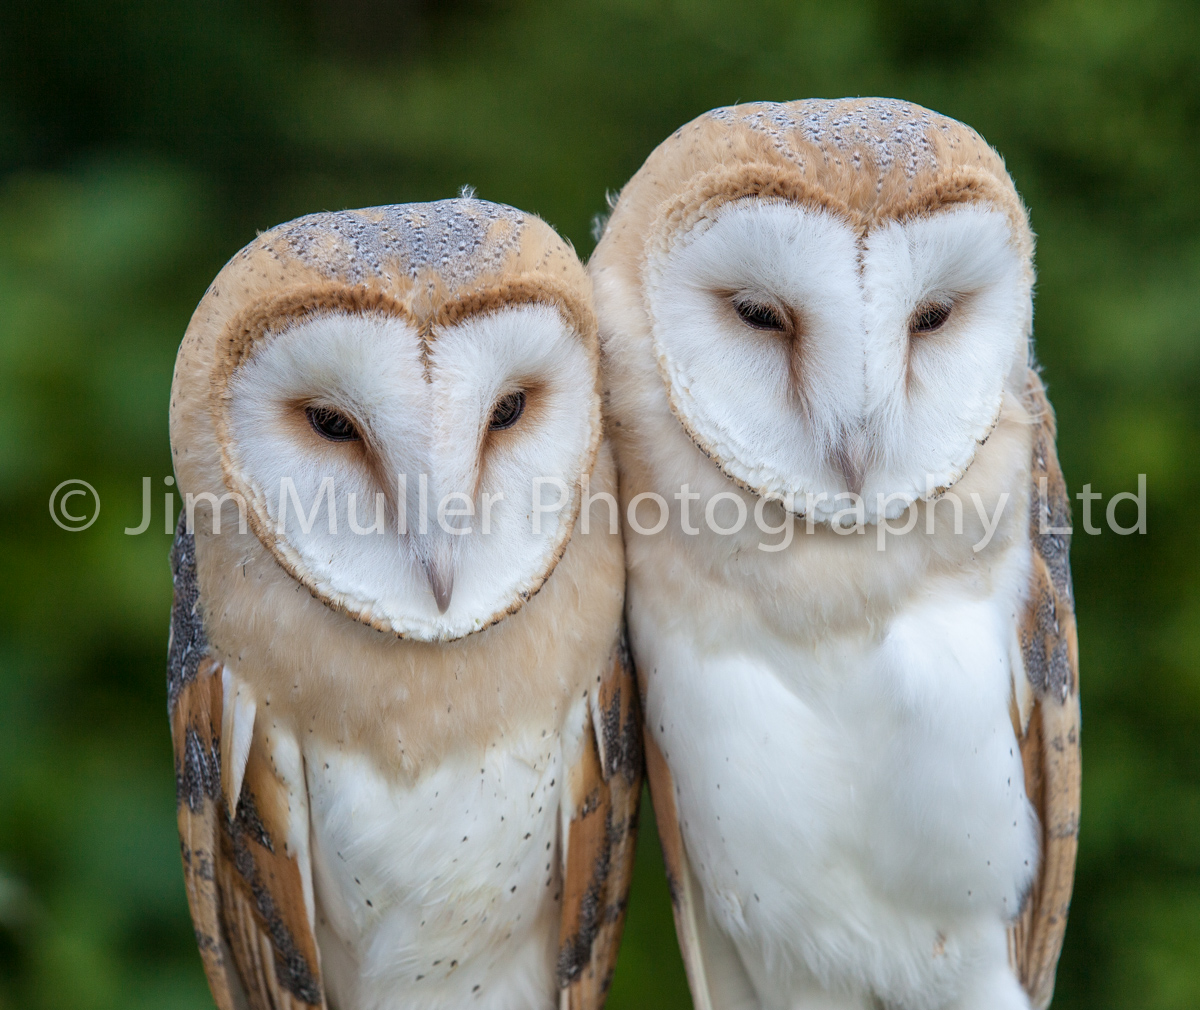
[1,1,1196,1006]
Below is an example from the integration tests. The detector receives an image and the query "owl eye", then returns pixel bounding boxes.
[911,298,954,334]
[733,298,788,332]
[489,390,526,431]
[306,405,360,442]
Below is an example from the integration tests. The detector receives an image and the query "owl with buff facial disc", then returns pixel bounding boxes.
[592,100,1079,1010]
[168,198,641,1010]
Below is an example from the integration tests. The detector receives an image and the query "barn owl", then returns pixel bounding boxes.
[591,100,1080,1010]
[167,198,641,1010]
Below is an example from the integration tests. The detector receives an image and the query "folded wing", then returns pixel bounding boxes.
[558,638,644,1009]
[169,525,326,1010]
[1008,370,1082,1009]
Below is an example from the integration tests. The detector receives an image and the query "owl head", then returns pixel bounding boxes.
[171,199,600,641]
[592,99,1034,524]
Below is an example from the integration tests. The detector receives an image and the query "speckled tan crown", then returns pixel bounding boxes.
[181,198,596,392]
[601,98,1032,266]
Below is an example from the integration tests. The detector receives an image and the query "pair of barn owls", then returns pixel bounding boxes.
[169,99,1079,1010]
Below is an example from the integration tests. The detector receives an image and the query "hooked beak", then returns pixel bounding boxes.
[382,464,459,616]
[423,556,454,614]
[416,533,455,614]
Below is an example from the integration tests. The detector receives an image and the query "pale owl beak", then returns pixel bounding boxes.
[417,534,456,614]
[381,464,458,615]
[424,557,454,614]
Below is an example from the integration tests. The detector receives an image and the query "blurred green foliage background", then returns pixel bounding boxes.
[0,0,1196,1006]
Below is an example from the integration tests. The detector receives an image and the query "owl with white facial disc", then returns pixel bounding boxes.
[168,198,641,1010]
[592,100,1079,1010]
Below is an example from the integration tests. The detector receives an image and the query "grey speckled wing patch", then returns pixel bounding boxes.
[263,198,525,288]
[1032,428,1074,611]
[720,99,961,187]
[167,513,208,711]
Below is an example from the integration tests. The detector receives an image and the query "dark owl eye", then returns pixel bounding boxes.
[733,298,788,332]
[306,405,360,442]
[489,390,526,431]
[911,298,954,334]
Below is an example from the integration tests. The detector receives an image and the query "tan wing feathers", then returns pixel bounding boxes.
[558,638,644,1009]
[642,728,715,1010]
[1007,371,1082,1009]
[170,525,240,1010]
[216,726,325,1010]
[173,656,240,1010]
[169,525,325,1010]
